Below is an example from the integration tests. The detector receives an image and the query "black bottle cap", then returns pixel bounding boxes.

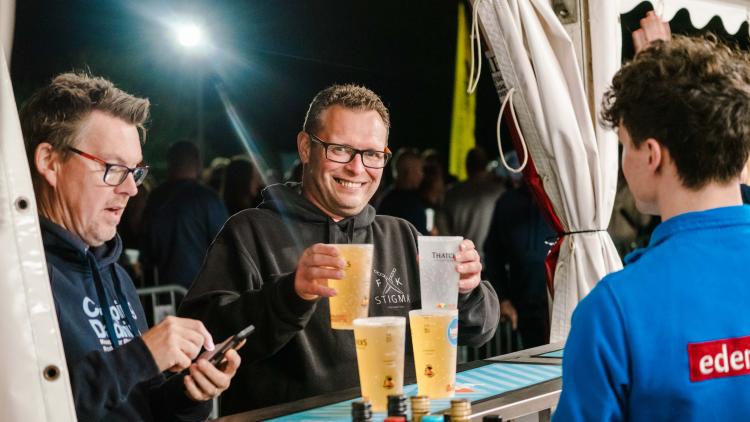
[352,400,373,421]
[387,394,408,416]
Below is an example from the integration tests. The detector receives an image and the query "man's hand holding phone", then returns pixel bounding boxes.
[182,325,253,401]
[183,348,241,401]
[141,317,249,402]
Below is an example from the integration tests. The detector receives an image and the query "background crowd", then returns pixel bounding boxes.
[119,135,698,357]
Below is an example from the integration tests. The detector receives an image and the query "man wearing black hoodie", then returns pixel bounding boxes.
[180,84,500,414]
[21,72,241,421]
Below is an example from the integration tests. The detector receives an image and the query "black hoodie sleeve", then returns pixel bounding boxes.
[148,373,212,422]
[457,280,500,346]
[178,218,318,364]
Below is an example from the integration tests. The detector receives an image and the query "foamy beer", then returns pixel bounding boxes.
[353,317,406,412]
[328,244,374,330]
[409,309,459,398]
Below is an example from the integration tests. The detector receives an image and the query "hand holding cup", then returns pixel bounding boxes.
[294,243,345,300]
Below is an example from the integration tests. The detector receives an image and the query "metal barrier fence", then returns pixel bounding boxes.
[136,285,188,326]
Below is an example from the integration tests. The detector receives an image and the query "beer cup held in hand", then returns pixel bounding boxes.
[417,236,462,310]
[328,244,374,330]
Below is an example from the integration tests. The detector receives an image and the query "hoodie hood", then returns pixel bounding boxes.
[40,216,123,269]
[259,182,376,243]
[39,215,141,353]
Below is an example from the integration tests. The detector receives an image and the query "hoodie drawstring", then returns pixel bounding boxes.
[327,218,357,244]
[347,219,355,243]
[111,266,141,337]
[86,251,140,349]
[327,221,336,244]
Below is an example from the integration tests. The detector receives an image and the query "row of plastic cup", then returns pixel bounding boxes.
[353,309,458,412]
[329,237,463,412]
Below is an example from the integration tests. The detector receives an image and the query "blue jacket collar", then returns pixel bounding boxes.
[624,205,750,265]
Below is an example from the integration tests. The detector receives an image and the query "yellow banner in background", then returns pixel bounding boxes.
[449,1,476,182]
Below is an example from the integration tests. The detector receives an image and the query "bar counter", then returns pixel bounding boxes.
[217,342,564,421]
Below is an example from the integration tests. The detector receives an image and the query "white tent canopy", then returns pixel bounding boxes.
[620,0,750,34]
[595,0,750,117]
[591,0,750,226]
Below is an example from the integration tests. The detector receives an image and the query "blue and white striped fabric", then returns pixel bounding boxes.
[269,363,561,421]
[538,349,564,358]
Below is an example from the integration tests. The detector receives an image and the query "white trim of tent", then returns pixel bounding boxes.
[0,47,77,421]
[0,0,14,61]
[620,0,750,34]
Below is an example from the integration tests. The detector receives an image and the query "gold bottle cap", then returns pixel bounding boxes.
[450,398,471,417]
[411,395,430,414]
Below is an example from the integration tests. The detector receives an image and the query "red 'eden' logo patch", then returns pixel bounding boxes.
[688,335,750,382]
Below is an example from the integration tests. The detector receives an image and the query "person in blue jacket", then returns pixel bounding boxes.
[554,26,750,421]
[20,72,241,421]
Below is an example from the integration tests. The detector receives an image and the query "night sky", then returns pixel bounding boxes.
[11,1,749,182]
[10,0,502,181]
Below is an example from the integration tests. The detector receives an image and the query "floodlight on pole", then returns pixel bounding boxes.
[175,23,204,48]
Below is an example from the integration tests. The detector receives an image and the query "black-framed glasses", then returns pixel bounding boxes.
[67,147,149,186]
[307,132,392,169]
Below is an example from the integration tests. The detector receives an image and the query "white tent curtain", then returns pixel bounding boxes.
[475,0,622,342]
[0,46,77,421]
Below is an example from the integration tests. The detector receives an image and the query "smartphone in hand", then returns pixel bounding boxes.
[201,324,255,367]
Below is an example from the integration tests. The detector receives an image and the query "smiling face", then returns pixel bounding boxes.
[299,105,388,220]
[39,110,142,246]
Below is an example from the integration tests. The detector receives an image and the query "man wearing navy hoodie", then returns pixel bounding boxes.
[20,72,241,421]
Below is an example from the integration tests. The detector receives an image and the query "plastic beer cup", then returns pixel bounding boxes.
[328,244,373,330]
[353,317,406,412]
[409,309,459,398]
[417,236,462,310]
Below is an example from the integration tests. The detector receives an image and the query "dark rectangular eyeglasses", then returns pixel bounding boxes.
[307,132,392,169]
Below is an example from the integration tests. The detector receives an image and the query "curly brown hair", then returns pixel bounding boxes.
[601,35,750,189]
[303,83,390,137]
